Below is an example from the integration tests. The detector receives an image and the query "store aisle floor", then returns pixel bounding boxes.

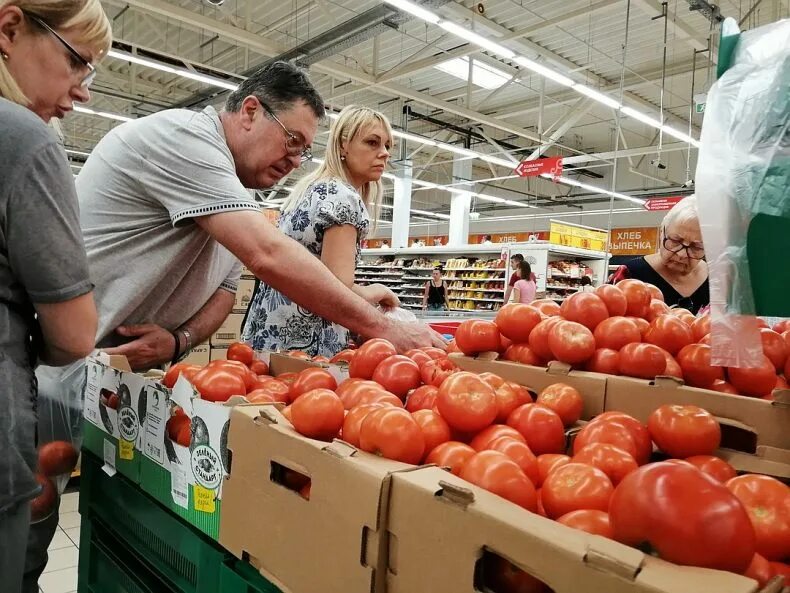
[38,491,80,593]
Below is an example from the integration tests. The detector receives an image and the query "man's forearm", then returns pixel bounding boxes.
[179,288,236,348]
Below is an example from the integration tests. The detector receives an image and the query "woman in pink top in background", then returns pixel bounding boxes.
[513,261,537,303]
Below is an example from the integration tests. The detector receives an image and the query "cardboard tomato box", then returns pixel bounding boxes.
[384,466,776,593]
[219,405,416,593]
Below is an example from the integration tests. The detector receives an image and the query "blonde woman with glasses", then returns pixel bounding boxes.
[242,105,400,357]
[0,1,110,590]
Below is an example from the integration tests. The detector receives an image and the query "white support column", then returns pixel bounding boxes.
[391,160,413,248]
[448,157,472,246]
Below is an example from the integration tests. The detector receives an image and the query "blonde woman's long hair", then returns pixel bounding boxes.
[281,105,394,227]
[0,0,112,105]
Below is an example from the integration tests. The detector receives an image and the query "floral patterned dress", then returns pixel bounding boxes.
[241,178,370,357]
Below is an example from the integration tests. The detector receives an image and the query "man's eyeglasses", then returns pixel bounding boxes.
[662,227,705,260]
[259,101,313,163]
[23,10,96,88]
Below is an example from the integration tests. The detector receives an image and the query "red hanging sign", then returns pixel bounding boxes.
[644,196,685,211]
[515,156,563,181]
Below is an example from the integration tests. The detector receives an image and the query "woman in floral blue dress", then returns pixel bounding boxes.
[241,106,398,357]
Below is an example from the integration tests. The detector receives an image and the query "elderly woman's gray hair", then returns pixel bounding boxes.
[662,195,698,229]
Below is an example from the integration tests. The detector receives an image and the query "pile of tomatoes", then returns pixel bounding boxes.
[29,440,79,521]
[451,279,790,400]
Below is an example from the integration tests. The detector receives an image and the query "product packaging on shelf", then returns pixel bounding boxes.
[180,341,210,366]
[384,466,768,593]
[233,279,256,314]
[210,313,245,346]
[220,405,418,593]
[83,355,161,483]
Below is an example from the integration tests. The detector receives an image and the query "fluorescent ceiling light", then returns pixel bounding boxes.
[393,130,439,146]
[438,22,515,58]
[73,105,133,122]
[573,84,621,109]
[65,148,91,157]
[514,56,574,87]
[621,106,663,128]
[434,57,511,90]
[660,126,701,147]
[108,50,239,91]
[382,0,440,23]
[413,208,451,220]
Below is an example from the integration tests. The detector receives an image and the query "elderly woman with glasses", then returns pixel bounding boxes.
[0,1,110,590]
[611,196,709,314]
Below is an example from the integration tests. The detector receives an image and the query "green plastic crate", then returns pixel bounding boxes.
[82,420,141,483]
[218,559,283,593]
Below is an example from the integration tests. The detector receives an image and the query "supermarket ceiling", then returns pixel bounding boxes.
[65,0,788,222]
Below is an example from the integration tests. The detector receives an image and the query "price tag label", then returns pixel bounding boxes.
[102,439,117,477]
[193,484,216,514]
[119,439,135,460]
[171,466,189,510]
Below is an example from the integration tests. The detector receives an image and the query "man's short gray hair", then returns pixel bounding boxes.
[662,195,699,230]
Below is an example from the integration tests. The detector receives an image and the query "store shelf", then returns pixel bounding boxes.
[449,297,502,302]
[357,265,403,269]
[353,272,403,277]
[444,267,504,272]
[356,278,403,284]
[402,275,433,281]
[448,288,505,293]
[454,278,505,283]
[399,294,423,299]
[546,285,581,291]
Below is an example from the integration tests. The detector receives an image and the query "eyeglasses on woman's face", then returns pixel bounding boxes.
[23,10,96,88]
[662,227,705,260]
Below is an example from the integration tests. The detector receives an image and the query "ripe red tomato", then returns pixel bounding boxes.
[249,360,269,376]
[436,372,497,433]
[493,381,532,423]
[585,348,620,375]
[769,562,790,587]
[684,455,737,483]
[531,298,561,317]
[290,389,344,441]
[469,424,527,450]
[455,320,501,356]
[773,320,790,334]
[478,372,504,389]
[556,509,613,539]
[644,315,694,355]
[661,350,684,379]
[329,349,356,364]
[486,436,539,485]
[420,346,449,360]
[210,359,259,391]
[506,403,566,455]
[30,474,57,521]
[672,310,696,327]
[341,403,386,447]
[541,463,613,519]
[691,315,711,342]
[728,355,777,397]
[560,293,609,331]
[227,342,255,366]
[648,404,721,458]
[617,279,651,318]
[276,372,298,385]
[348,339,397,379]
[743,553,774,588]
[536,383,583,426]
[163,363,201,389]
[356,390,403,408]
[536,454,571,487]
[494,304,542,343]
[405,385,439,412]
[572,443,638,485]
[777,375,789,391]
[759,329,788,373]
[372,355,421,398]
[460,451,537,511]
[528,317,562,361]
[503,343,543,366]
[710,379,739,395]
[192,368,247,402]
[287,350,311,359]
[425,441,475,476]
[676,344,724,388]
[646,299,671,322]
[628,316,651,339]
[610,461,756,572]
[411,409,451,455]
[420,357,458,387]
[573,416,652,465]
[335,379,379,409]
[244,389,278,404]
[359,407,425,464]
[176,422,191,447]
[548,320,595,365]
[404,348,432,367]
[290,368,338,401]
[593,316,641,351]
[167,414,190,443]
[726,474,790,561]
[618,343,666,379]
[37,441,78,477]
[480,554,549,593]
[644,283,664,302]
[594,285,628,317]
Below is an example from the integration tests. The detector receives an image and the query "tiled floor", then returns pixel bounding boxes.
[38,490,80,593]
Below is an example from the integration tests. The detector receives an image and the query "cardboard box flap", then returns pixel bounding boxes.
[718,447,790,479]
[652,376,685,388]
[324,440,359,460]
[772,389,790,407]
[436,479,475,508]
[546,360,573,376]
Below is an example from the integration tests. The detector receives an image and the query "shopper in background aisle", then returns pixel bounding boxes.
[242,105,400,357]
[422,267,451,312]
[610,196,709,314]
[580,276,595,292]
[503,253,524,303]
[513,261,537,304]
[0,2,110,591]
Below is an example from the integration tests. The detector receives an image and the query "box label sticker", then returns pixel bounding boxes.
[143,384,168,465]
[84,361,103,427]
[171,465,189,510]
[190,444,223,490]
[193,484,216,514]
[119,439,135,460]
[102,439,117,477]
[118,406,139,443]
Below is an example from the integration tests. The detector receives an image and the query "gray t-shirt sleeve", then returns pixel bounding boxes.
[220,259,242,293]
[127,110,260,226]
[7,144,92,303]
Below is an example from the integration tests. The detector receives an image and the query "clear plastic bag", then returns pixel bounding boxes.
[695,17,790,367]
[382,306,419,323]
